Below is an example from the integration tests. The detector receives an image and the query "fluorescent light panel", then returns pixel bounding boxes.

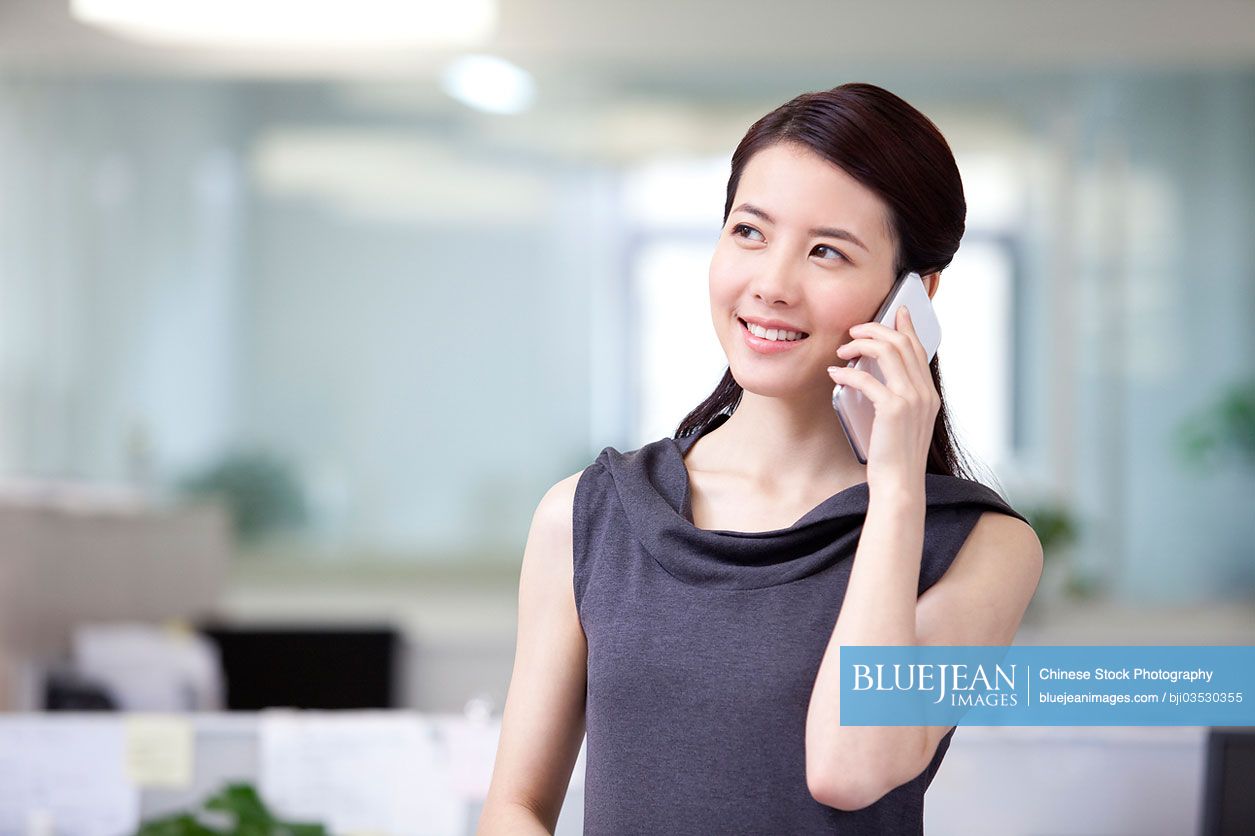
[71,0,497,49]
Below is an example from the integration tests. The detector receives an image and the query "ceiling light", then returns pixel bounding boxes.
[71,0,497,49]
[440,55,535,115]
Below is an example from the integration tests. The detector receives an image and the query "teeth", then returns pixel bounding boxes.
[745,320,805,342]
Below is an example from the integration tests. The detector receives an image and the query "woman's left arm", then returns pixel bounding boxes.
[806,307,1044,811]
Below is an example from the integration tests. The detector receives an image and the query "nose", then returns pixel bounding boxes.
[748,248,801,305]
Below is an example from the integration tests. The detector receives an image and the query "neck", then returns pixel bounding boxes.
[690,385,867,494]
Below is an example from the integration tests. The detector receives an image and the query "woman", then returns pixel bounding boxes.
[478,82,1043,835]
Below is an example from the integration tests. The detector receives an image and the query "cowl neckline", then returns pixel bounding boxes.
[597,413,1024,590]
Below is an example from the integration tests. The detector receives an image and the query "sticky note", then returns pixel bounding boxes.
[124,715,194,788]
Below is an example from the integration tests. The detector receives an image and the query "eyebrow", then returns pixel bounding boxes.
[730,203,869,252]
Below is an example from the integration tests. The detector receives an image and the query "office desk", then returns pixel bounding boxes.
[0,714,1208,836]
[0,711,587,836]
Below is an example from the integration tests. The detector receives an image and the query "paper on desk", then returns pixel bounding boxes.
[0,716,140,836]
[258,711,464,836]
[125,714,194,787]
[433,716,500,801]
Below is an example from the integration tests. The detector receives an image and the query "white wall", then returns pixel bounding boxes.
[0,71,1251,603]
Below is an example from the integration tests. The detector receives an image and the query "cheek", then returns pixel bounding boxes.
[813,288,878,341]
[707,248,739,305]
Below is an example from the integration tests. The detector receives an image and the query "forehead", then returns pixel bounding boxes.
[735,142,893,251]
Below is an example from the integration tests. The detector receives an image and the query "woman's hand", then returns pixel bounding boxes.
[826,306,939,495]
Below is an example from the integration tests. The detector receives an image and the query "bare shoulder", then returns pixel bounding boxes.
[521,469,589,586]
[948,509,1044,596]
[916,509,1044,646]
[960,510,1044,574]
[535,469,585,526]
[529,469,586,554]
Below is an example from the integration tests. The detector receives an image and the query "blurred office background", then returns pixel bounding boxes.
[0,0,1253,834]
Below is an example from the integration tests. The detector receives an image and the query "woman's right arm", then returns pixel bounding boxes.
[476,470,588,835]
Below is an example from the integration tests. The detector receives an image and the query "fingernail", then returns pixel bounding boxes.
[826,365,840,373]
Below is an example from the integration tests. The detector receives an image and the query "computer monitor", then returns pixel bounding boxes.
[198,623,400,710]
[1201,727,1255,835]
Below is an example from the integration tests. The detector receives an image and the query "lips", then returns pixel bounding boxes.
[737,317,809,339]
[737,317,811,356]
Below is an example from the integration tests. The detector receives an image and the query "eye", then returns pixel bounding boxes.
[813,244,848,262]
[731,223,764,241]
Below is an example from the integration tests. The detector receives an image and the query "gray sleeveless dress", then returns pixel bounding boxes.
[572,414,1030,835]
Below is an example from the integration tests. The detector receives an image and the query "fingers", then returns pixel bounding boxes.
[865,308,928,370]
[827,363,892,407]
[836,337,914,394]
[893,306,931,370]
[843,308,931,394]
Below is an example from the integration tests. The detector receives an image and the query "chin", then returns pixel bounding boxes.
[727,364,821,399]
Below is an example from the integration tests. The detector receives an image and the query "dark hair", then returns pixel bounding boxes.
[675,82,985,483]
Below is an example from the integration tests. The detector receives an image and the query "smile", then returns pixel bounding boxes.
[738,317,809,354]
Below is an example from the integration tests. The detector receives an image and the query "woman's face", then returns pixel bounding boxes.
[709,141,900,399]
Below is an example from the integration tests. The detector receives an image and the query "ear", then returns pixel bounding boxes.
[922,271,941,299]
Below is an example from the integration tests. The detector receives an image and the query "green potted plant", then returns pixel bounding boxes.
[178,451,307,545]
[1020,500,1089,616]
[1175,378,1255,470]
[136,782,326,836]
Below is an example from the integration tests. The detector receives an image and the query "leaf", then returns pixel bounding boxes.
[135,812,227,836]
[135,782,327,836]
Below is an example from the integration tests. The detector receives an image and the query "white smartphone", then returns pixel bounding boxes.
[831,271,942,464]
